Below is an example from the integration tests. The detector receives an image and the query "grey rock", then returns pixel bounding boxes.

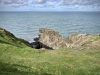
[38,28,64,49]
[31,28,100,50]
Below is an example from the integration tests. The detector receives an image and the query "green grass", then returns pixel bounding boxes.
[0,27,100,75]
[0,27,29,48]
[81,41,93,46]
[0,43,100,75]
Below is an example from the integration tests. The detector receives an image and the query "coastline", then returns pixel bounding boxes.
[0,27,100,50]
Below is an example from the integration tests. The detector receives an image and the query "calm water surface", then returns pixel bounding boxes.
[0,12,100,41]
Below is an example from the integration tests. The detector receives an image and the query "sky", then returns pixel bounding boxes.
[0,0,100,11]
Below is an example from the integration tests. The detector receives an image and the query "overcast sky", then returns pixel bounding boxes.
[0,0,100,11]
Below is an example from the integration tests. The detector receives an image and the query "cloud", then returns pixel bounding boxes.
[0,0,2,4]
[2,0,27,8]
[10,2,27,7]
[29,0,58,8]
[31,0,57,4]
[0,0,100,11]
[32,0,46,3]
[2,0,100,7]
[4,0,27,4]
[59,0,100,6]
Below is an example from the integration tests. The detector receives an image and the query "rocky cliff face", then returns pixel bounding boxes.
[1,27,99,50]
[38,28,64,49]
[65,34,100,50]
[32,28,100,50]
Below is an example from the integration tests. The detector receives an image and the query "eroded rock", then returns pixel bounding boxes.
[31,28,100,50]
[38,28,64,49]
[65,34,100,50]
[30,28,65,49]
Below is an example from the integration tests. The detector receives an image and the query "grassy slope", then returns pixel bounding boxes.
[0,27,100,75]
[0,43,100,75]
[0,27,28,47]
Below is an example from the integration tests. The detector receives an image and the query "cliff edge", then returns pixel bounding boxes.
[0,27,29,47]
[32,28,100,50]
[0,27,100,50]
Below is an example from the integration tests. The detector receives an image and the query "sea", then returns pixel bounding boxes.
[0,11,100,41]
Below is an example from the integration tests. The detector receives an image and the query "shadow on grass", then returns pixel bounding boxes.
[0,62,52,75]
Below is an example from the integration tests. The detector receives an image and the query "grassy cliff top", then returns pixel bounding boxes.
[0,27,29,47]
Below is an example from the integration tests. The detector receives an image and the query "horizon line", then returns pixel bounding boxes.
[0,10,100,12]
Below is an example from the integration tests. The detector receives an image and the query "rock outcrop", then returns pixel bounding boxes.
[65,34,100,50]
[30,28,66,49]
[38,28,64,49]
[31,28,100,50]
[1,27,100,50]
